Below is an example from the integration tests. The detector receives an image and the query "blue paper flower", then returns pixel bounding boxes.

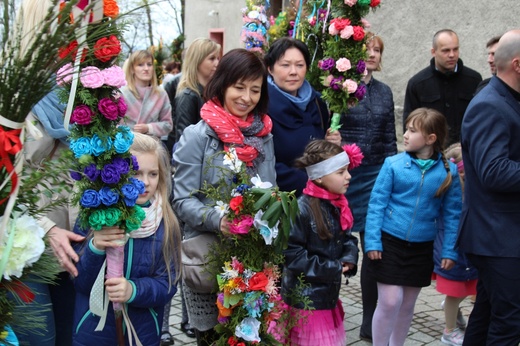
[129,177,145,194]
[235,317,261,342]
[99,186,119,206]
[113,126,134,154]
[90,134,113,156]
[121,183,139,206]
[70,137,92,158]
[80,189,101,208]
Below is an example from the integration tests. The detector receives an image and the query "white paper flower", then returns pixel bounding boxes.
[235,317,261,342]
[251,174,273,189]
[214,201,230,218]
[0,214,46,280]
[223,148,243,173]
[253,210,279,245]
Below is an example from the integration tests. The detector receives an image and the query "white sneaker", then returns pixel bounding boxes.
[440,300,467,329]
[441,328,465,346]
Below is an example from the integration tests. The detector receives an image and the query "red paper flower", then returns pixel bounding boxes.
[330,18,351,31]
[352,26,365,41]
[248,272,269,291]
[93,35,121,62]
[229,195,244,214]
[58,40,87,62]
[370,0,381,7]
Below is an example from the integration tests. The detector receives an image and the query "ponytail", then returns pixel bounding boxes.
[435,152,452,197]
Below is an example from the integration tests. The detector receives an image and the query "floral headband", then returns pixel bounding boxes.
[305,143,364,180]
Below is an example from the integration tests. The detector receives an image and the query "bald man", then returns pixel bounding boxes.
[403,29,482,145]
[459,29,520,345]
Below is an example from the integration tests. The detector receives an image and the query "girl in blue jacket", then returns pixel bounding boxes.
[72,133,182,346]
[365,108,462,346]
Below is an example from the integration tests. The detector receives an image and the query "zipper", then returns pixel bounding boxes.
[75,309,92,334]
[149,307,160,335]
[406,170,425,240]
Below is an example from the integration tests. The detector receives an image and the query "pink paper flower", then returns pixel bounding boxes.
[229,215,254,235]
[328,23,339,36]
[56,63,73,86]
[336,58,352,72]
[361,18,371,29]
[71,105,94,125]
[102,65,126,88]
[340,26,354,40]
[342,79,358,93]
[80,66,104,88]
[98,97,120,120]
[344,0,358,6]
[117,97,127,117]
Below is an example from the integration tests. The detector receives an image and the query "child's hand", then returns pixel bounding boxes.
[342,262,355,273]
[441,258,455,270]
[92,227,126,251]
[367,251,382,260]
[105,277,133,303]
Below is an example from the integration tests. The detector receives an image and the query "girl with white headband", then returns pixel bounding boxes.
[281,139,363,345]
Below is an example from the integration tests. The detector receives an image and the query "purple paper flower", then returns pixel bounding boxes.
[99,186,119,206]
[117,97,127,117]
[317,9,328,21]
[112,157,130,175]
[71,105,94,125]
[330,76,344,91]
[84,163,100,182]
[354,84,367,100]
[70,170,82,181]
[356,60,366,74]
[318,57,335,71]
[80,66,104,88]
[127,155,139,171]
[102,65,126,88]
[101,164,121,184]
[98,97,120,121]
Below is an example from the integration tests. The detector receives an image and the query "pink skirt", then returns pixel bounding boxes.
[289,300,346,346]
[433,273,477,297]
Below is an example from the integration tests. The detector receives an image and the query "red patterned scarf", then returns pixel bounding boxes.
[200,99,272,166]
[303,180,354,231]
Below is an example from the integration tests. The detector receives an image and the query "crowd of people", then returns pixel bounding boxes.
[11,2,520,344]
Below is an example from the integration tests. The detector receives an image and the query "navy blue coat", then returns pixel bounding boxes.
[339,78,397,166]
[72,222,177,346]
[459,77,520,258]
[267,82,330,195]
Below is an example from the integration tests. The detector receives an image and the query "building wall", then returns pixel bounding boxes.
[185,0,516,136]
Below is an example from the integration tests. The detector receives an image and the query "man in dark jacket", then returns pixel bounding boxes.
[458,29,520,345]
[403,29,482,145]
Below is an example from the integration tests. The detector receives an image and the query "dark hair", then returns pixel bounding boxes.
[204,49,268,115]
[405,108,452,197]
[295,140,344,240]
[164,61,180,73]
[432,29,458,49]
[264,37,311,70]
[486,35,501,48]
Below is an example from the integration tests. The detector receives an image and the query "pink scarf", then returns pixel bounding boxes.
[302,180,354,231]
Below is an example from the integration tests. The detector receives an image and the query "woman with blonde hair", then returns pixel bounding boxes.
[121,50,173,138]
[173,38,221,143]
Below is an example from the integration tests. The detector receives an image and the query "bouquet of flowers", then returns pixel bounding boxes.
[57,1,144,342]
[300,0,382,114]
[203,149,311,345]
[241,0,270,52]
[0,0,97,341]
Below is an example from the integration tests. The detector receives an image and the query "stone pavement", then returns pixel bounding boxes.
[166,241,475,345]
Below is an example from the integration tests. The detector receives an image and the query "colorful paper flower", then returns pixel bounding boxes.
[235,317,261,343]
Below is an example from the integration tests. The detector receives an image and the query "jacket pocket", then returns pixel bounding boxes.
[149,307,160,336]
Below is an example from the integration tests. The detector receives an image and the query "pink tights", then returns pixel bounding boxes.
[372,282,422,346]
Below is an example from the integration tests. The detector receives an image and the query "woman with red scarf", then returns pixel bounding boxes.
[172,49,275,346]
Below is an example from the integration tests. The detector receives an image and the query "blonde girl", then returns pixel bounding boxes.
[73,133,181,345]
[365,108,463,346]
[121,50,173,137]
